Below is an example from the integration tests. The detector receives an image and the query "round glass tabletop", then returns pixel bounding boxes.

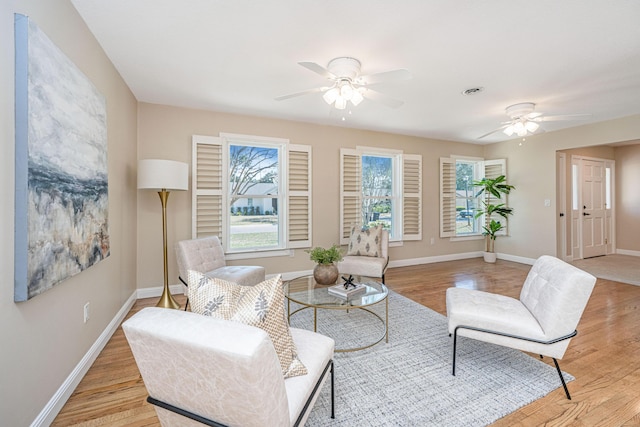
[284,275,388,308]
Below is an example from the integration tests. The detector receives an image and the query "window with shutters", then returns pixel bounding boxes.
[192,134,311,256]
[440,157,507,238]
[340,147,422,244]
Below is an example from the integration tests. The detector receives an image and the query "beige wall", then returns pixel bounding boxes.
[615,143,640,252]
[137,104,640,285]
[485,116,640,259]
[136,103,486,285]
[0,1,138,425]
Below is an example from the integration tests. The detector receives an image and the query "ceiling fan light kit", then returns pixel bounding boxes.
[276,56,410,110]
[478,102,590,140]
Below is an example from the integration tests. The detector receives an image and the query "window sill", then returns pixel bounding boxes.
[225,248,293,261]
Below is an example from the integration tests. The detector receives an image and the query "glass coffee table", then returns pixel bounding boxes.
[284,275,388,352]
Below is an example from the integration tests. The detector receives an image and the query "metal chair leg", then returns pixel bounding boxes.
[452,331,458,376]
[552,358,572,400]
[330,361,335,419]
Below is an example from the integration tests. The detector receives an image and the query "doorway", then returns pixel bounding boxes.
[569,155,615,260]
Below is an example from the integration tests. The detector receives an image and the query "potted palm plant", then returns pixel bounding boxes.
[473,175,515,263]
[306,244,343,285]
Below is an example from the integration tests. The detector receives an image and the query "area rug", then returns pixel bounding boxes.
[571,254,640,286]
[288,291,573,426]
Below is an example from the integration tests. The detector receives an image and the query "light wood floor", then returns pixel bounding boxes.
[53,258,640,426]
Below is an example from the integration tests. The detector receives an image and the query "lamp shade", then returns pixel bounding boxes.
[137,159,189,191]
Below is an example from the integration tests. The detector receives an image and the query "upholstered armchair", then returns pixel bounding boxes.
[337,226,389,283]
[175,236,265,308]
[446,255,596,399]
[123,307,335,427]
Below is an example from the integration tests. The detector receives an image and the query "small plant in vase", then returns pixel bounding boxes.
[473,175,515,263]
[306,244,343,285]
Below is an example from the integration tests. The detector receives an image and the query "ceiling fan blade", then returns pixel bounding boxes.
[537,114,591,122]
[358,69,412,85]
[477,125,509,139]
[298,62,336,80]
[275,86,328,101]
[361,88,404,108]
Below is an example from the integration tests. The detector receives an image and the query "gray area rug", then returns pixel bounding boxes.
[289,291,573,426]
[571,254,640,286]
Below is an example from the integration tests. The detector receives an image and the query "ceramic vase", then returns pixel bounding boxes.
[313,263,339,285]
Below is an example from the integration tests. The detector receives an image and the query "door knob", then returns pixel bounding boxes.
[583,212,591,216]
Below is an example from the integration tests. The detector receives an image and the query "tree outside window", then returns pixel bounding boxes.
[362,155,393,234]
[456,160,480,235]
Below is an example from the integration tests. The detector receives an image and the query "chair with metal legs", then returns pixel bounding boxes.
[446,255,596,399]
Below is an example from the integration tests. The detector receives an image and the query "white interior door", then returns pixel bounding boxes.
[581,159,606,258]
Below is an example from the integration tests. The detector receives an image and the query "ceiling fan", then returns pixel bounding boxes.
[478,102,591,139]
[275,57,411,109]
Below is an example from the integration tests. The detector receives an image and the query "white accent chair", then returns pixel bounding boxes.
[123,307,335,427]
[446,255,596,399]
[176,236,265,309]
[337,229,389,283]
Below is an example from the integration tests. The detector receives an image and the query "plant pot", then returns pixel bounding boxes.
[483,251,497,263]
[313,263,339,285]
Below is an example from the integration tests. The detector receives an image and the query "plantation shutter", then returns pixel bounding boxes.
[440,157,456,237]
[192,135,224,239]
[403,154,422,240]
[483,159,508,236]
[288,144,312,248]
[340,148,362,245]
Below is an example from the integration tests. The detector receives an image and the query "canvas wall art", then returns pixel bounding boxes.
[14,14,109,302]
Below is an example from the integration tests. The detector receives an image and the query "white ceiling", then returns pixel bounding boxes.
[71,0,640,144]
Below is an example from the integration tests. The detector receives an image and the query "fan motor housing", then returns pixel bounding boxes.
[327,57,361,80]
[506,102,535,119]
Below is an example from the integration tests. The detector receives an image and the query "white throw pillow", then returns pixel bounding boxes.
[347,224,383,257]
[187,271,307,378]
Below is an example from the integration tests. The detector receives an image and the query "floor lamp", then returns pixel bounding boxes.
[138,159,189,309]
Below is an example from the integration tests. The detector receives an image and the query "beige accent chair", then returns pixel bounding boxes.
[123,307,335,427]
[446,255,596,399]
[176,236,265,308]
[337,229,389,283]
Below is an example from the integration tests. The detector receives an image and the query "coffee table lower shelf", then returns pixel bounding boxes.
[288,301,388,353]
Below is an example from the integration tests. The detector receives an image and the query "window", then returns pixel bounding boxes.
[340,147,422,244]
[440,157,506,238]
[228,143,280,250]
[192,134,311,256]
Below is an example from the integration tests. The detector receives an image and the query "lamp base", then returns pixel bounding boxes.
[156,286,181,309]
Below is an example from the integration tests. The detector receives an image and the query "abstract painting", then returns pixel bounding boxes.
[14,14,109,302]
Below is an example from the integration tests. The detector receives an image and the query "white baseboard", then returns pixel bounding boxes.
[136,283,185,299]
[31,291,138,427]
[497,253,536,265]
[616,249,640,257]
[388,251,483,268]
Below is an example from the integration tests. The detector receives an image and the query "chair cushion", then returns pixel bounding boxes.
[347,224,383,257]
[206,265,266,286]
[285,328,335,426]
[188,271,308,378]
[337,255,387,278]
[446,287,546,340]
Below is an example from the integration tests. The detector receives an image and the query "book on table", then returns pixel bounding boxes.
[328,282,367,298]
